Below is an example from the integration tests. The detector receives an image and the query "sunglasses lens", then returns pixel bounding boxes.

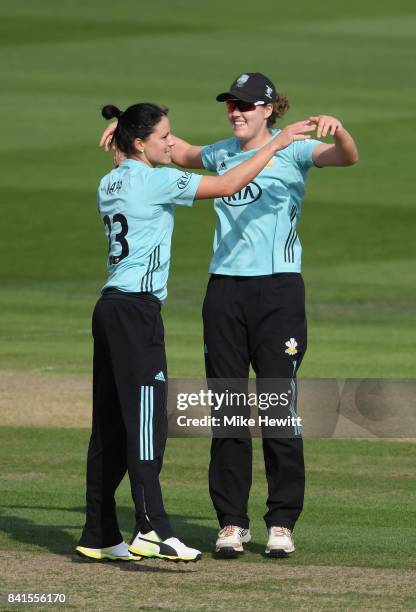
[226,100,256,112]
[239,101,256,112]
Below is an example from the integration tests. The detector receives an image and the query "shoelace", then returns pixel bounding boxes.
[271,526,291,538]
[219,525,238,537]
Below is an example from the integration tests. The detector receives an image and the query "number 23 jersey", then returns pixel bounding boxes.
[201,131,322,276]
[97,159,202,302]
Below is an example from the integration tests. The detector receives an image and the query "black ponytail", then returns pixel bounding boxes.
[102,104,123,120]
[101,103,168,155]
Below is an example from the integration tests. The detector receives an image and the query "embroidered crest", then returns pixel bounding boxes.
[284,338,298,355]
[236,74,250,87]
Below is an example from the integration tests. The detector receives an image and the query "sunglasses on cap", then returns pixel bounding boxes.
[225,99,266,113]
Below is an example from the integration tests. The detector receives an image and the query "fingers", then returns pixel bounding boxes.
[301,124,316,132]
[291,120,315,130]
[320,119,341,138]
[273,129,312,151]
[317,118,327,138]
[99,128,110,148]
[285,121,316,135]
[99,130,112,150]
[277,115,343,152]
[99,121,118,150]
[308,116,342,138]
[330,121,341,136]
[105,136,113,151]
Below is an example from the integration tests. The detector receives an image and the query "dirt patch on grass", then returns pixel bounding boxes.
[0,371,415,442]
[0,371,91,428]
[1,551,415,611]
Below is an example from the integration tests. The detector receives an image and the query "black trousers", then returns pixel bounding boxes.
[203,273,307,531]
[78,290,174,549]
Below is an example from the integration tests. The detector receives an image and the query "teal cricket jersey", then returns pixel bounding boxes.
[97,159,202,302]
[201,131,322,275]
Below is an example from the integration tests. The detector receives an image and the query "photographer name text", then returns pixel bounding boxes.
[176,415,302,428]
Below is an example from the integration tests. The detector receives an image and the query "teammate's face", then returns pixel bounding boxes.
[227,101,273,143]
[134,116,175,167]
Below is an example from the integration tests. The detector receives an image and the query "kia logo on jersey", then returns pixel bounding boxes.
[177,172,192,190]
[221,182,262,206]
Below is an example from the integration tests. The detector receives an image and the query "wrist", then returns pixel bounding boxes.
[334,126,347,140]
[267,141,281,154]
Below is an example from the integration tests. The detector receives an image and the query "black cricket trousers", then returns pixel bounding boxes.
[203,273,307,531]
[78,289,174,549]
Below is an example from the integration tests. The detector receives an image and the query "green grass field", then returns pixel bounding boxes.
[1,0,415,609]
[1,431,416,609]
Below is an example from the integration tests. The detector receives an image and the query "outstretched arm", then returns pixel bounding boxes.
[195,121,316,200]
[310,115,359,167]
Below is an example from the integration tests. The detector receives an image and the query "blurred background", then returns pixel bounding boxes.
[0,0,415,379]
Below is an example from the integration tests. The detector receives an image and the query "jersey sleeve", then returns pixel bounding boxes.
[200,143,217,172]
[147,167,203,207]
[292,138,322,170]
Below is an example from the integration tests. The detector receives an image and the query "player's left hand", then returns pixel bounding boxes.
[308,115,343,138]
[99,121,118,151]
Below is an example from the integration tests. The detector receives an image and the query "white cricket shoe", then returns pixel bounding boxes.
[129,531,201,562]
[265,526,295,557]
[76,541,141,561]
[215,525,251,558]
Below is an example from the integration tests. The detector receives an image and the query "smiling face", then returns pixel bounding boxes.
[133,115,175,167]
[227,101,273,148]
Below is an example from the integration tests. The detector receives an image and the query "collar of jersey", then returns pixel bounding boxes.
[121,158,149,169]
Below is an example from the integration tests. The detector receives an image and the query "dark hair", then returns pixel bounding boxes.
[267,92,290,128]
[101,103,169,155]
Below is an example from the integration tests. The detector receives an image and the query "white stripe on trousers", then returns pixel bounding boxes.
[140,385,154,460]
[289,361,302,436]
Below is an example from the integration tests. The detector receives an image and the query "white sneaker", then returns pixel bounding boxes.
[129,531,201,562]
[215,525,251,557]
[265,526,295,557]
[76,541,141,561]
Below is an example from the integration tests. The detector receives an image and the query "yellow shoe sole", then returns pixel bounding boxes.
[76,546,141,561]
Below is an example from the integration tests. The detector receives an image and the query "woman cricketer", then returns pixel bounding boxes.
[172,73,358,558]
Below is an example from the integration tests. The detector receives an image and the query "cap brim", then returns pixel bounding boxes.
[216,92,234,102]
[216,90,257,103]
